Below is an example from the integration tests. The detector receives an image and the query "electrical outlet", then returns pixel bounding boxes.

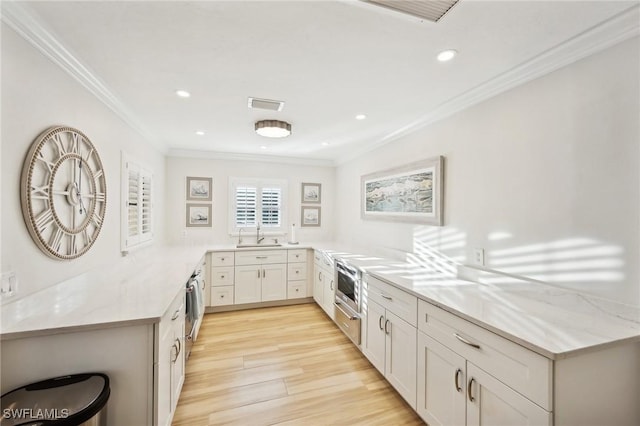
[473,248,485,266]
[1,271,18,298]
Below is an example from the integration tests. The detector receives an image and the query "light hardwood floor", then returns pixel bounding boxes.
[172,303,425,425]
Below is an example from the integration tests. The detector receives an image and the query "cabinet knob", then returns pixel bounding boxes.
[221,295,224,298]
[221,257,225,261]
[221,275,225,279]
[296,288,299,292]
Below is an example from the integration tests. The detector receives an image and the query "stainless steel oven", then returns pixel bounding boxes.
[334,259,362,345]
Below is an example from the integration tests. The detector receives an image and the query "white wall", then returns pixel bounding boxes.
[1,25,166,302]
[165,156,335,246]
[336,37,640,305]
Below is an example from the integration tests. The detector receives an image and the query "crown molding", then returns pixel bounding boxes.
[167,149,335,168]
[3,2,638,166]
[1,1,163,152]
[336,4,640,166]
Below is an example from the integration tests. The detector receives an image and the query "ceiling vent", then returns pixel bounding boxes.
[248,97,285,112]
[361,0,460,23]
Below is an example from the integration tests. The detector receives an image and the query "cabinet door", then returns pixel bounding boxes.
[234,265,261,304]
[466,363,551,426]
[362,299,386,375]
[385,311,417,408]
[157,321,173,426]
[262,263,287,302]
[417,332,466,426]
[313,265,324,306]
[322,270,335,319]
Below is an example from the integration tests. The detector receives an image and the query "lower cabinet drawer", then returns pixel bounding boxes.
[210,267,234,286]
[287,281,307,299]
[211,286,234,306]
[287,263,307,281]
[418,300,552,410]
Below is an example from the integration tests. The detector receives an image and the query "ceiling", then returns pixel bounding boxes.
[4,1,639,164]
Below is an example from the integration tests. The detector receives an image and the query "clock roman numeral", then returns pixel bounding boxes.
[69,234,78,256]
[31,185,50,200]
[37,152,55,174]
[89,192,106,203]
[82,228,93,245]
[91,212,103,227]
[52,133,67,157]
[49,226,65,252]
[70,132,80,154]
[34,209,54,233]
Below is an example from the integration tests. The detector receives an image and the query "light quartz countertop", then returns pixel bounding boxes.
[3,242,639,362]
[0,245,207,340]
[319,246,640,360]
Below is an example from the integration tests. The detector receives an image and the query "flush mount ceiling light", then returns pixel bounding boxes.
[255,120,291,138]
[355,114,367,120]
[437,49,458,62]
[175,89,191,98]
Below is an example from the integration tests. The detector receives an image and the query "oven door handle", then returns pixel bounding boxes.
[333,302,358,321]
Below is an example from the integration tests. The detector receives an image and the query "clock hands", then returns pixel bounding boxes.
[77,158,86,215]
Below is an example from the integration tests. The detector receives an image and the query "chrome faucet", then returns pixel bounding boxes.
[256,223,264,244]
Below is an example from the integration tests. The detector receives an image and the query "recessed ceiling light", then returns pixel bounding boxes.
[175,89,191,98]
[260,145,268,150]
[322,142,330,146]
[355,114,367,120]
[195,131,205,136]
[437,49,457,62]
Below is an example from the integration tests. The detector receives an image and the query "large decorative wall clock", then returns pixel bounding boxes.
[21,126,107,259]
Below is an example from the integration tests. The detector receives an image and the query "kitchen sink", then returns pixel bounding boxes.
[236,243,282,248]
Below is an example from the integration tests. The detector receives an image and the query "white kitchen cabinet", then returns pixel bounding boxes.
[287,250,309,300]
[416,299,551,426]
[234,251,287,304]
[208,252,236,307]
[234,265,262,304]
[211,285,234,306]
[155,288,185,426]
[362,275,417,408]
[416,332,466,426]
[313,250,335,319]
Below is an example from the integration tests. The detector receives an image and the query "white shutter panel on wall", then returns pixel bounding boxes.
[121,153,154,252]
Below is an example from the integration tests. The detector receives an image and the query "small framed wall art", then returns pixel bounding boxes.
[301,182,321,204]
[186,203,212,227]
[186,176,213,201]
[301,206,321,227]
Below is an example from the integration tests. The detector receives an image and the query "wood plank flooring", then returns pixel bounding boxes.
[172,303,424,426]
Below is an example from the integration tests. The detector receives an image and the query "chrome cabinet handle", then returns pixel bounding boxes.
[256,256,267,259]
[171,338,181,363]
[454,333,481,350]
[330,280,334,291]
[262,269,266,278]
[384,319,391,335]
[379,315,384,330]
[257,269,261,278]
[171,306,181,321]
[318,272,322,281]
[454,369,463,392]
[468,378,476,402]
[381,294,392,301]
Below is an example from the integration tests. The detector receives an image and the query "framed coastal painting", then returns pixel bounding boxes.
[186,203,212,227]
[301,182,321,204]
[301,206,321,227]
[186,176,212,201]
[361,156,444,225]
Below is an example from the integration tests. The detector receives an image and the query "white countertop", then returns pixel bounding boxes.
[320,248,640,360]
[3,241,639,361]
[0,245,207,340]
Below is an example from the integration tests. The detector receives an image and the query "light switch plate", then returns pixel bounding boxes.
[1,271,17,298]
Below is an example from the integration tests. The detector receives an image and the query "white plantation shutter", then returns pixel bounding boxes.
[121,153,154,252]
[230,178,287,233]
[236,186,257,227]
[261,187,281,227]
